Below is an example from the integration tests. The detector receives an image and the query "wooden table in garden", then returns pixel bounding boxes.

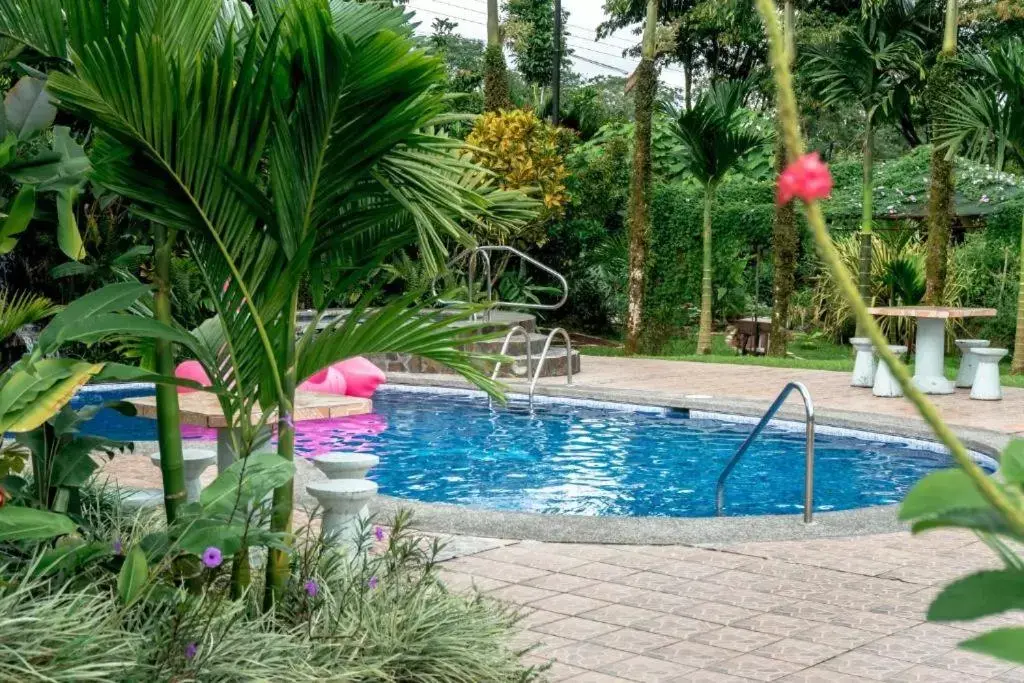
[866,306,997,395]
[129,391,373,472]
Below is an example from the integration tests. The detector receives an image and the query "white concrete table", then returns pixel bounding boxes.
[866,306,997,395]
[129,391,373,472]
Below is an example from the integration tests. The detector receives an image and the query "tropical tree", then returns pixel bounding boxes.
[666,79,770,354]
[624,0,659,355]
[804,1,925,327]
[6,0,537,604]
[485,0,513,110]
[924,0,959,304]
[933,37,1024,371]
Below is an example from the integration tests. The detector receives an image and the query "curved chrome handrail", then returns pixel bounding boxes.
[714,382,816,524]
[432,245,569,313]
[529,328,573,406]
[490,325,533,380]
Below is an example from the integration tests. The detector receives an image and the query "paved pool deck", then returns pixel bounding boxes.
[96,357,1024,681]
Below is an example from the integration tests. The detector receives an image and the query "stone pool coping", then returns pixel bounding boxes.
[119,376,1008,545]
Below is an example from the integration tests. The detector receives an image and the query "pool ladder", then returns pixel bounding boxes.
[715,382,816,523]
[491,326,573,406]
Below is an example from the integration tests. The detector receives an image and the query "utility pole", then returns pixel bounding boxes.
[551,0,561,125]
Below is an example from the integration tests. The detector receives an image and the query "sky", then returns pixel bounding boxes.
[402,0,688,89]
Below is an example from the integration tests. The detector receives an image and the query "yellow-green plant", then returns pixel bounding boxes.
[757,0,1024,664]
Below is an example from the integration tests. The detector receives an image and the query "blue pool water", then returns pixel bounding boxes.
[73,386,989,518]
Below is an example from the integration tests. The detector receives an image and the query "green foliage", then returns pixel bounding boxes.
[503,0,570,87]
[900,438,1024,665]
[0,288,58,344]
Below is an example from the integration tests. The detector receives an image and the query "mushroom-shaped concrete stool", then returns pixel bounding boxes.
[149,449,217,503]
[872,346,907,398]
[306,479,378,547]
[970,348,1008,401]
[954,339,990,388]
[312,452,380,481]
[849,337,877,388]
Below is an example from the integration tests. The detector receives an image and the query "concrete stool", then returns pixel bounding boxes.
[872,346,907,398]
[970,348,1008,400]
[149,448,216,503]
[306,479,378,547]
[311,452,379,481]
[850,337,877,387]
[955,339,990,388]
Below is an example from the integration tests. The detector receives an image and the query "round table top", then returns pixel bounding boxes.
[866,306,998,320]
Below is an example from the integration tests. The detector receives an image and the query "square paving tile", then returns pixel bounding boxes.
[889,664,988,682]
[525,573,600,593]
[733,613,819,637]
[476,546,589,572]
[543,641,633,670]
[858,634,952,663]
[689,627,781,653]
[791,623,880,649]
[753,637,846,665]
[562,672,633,682]
[589,627,678,654]
[487,584,559,605]
[517,609,564,629]
[707,653,804,681]
[675,601,762,625]
[636,613,718,639]
[777,666,876,682]
[647,640,736,668]
[445,556,550,583]
[580,604,663,628]
[521,655,585,681]
[828,610,918,634]
[671,671,752,682]
[599,654,696,682]
[566,562,640,581]
[818,651,915,680]
[926,649,1016,678]
[531,593,612,616]
[534,617,622,641]
[771,599,847,622]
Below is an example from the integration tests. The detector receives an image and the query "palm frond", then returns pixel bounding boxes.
[0,0,67,60]
[0,290,60,342]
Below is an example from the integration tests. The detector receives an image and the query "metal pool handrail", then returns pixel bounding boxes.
[490,325,533,381]
[529,328,573,406]
[714,381,816,524]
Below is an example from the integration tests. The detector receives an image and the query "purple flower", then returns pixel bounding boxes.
[201,546,223,569]
[184,642,198,660]
[368,576,379,590]
[304,579,318,597]
[374,526,385,542]
[112,538,123,555]
[279,412,295,430]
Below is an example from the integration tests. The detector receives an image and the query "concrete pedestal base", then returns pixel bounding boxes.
[150,449,217,503]
[954,339,990,388]
[312,452,379,480]
[849,337,876,388]
[306,479,378,547]
[873,347,907,398]
[970,348,1008,401]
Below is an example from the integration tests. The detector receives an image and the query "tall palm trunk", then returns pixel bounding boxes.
[624,0,658,355]
[483,0,511,111]
[856,119,874,336]
[152,224,187,524]
[696,182,717,354]
[264,290,299,608]
[768,0,797,356]
[1014,215,1024,374]
[924,0,958,305]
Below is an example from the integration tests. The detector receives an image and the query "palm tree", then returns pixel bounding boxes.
[804,1,924,329]
[484,0,512,110]
[666,79,770,354]
[624,0,660,355]
[932,38,1024,372]
[13,0,537,603]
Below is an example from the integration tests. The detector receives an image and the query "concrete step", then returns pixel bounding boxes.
[466,332,550,356]
[368,347,580,379]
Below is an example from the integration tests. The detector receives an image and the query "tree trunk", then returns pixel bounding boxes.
[856,120,874,336]
[264,290,299,609]
[483,0,511,111]
[1013,214,1024,374]
[623,0,659,355]
[925,1,958,305]
[152,224,187,524]
[696,183,716,354]
[768,0,797,357]
[551,0,561,125]
[683,57,692,110]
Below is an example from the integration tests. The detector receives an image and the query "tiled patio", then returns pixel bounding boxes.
[438,530,1022,682]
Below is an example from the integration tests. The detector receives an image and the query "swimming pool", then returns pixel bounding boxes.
[73,385,993,518]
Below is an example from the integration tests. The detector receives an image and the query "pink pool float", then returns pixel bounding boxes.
[298,366,348,395]
[333,357,387,398]
[175,360,211,394]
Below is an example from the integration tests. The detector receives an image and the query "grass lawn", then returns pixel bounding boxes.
[580,332,1024,388]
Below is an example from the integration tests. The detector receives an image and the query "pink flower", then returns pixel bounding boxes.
[304,579,318,597]
[185,642,198,660]
[368,576,379,590]
[374,526,385,542]
[201,546,223,568]
[777,152,833,205]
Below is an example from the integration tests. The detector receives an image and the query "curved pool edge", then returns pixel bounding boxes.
[119,376,1007,545]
